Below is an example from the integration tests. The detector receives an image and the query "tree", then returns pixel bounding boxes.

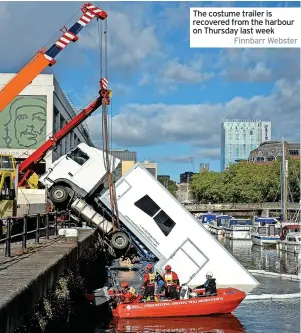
[189,160,300,204]
[158,177,178,197]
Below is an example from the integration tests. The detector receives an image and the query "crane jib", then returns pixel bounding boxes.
[45,22,84,59]
[45,4,108,60]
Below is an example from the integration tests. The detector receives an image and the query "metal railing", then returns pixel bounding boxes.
[0,210,72,257]
[184,202,300,211]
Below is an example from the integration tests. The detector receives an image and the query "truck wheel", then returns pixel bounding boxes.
[49,185,69,204]
[111,232,130,251]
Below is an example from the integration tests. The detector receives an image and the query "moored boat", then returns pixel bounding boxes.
[224,219,253,240]
[277,224,300,254]
[251,217,281,246]
[112,288,246,318]
[195,212,217,230]
[208,215,232,235]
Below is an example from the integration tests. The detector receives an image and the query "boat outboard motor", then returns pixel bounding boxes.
[180,285,190,300]
[92,287,111,306]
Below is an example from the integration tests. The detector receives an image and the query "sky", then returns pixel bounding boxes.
[0,1,300,182]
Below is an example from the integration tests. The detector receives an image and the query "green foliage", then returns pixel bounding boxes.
[190,160,300,203]
[158,177,178,197]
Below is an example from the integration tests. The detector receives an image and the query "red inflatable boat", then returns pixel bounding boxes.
[112,288,246,319]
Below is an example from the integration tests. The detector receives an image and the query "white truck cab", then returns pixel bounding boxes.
[39,143,130,260]
[39,143,120,204]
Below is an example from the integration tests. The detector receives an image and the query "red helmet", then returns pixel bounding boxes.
[121,281,128,288]
[165,265,172,271]
[146,263,153,270]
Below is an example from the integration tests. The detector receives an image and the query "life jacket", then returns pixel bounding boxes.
[165,273,174,286]
[122,288,137,303]
[148,273,156,285]
[129,286,136,295]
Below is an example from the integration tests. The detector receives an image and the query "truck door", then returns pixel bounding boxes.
[163,239,208,285]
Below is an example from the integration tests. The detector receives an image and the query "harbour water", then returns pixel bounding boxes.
[96,236,300,333]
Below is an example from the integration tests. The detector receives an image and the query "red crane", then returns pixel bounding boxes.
[18,80,111,187]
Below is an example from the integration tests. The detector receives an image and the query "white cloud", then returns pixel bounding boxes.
[0,2,81,70]
[87,79,300,148]
[79,6,160,72]
[162,57,215,85]
[139,74,150,86]
[0,2,160,74]
[110,82,131,96]
[164,148,220,164]
[218,48,300,82]
[195,148,221,160]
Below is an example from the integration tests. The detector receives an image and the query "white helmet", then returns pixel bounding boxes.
[206,271,213,278]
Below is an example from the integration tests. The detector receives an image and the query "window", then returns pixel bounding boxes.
[267,156,275,161]
[69,147,89,166]
[250,130,253,135]
[0,156,13,169]
[289,149,299,156]
[134,195,176,236]
[153,210,176,236]
[134,195,160,217]
[146,167,156,178]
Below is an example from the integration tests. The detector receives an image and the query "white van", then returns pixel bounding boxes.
[99,163,259,293]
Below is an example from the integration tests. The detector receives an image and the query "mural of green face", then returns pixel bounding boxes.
[0,96,47,149]
[14,104,46,147]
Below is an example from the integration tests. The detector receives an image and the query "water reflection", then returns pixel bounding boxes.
[220,238,299,274]
[109,314,246,333]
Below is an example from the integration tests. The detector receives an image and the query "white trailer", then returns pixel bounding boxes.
[100,163,259,293]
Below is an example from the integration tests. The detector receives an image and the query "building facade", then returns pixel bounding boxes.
[0,73,93,173]
[221,119,272,171]
[176,183,192,203]
[141,161,158,178]
[110,149,137,176]
[248,141,300,164]
[157,175,170,188]
[158,175,170,181]
[200,163,210,172]
[180,171,197,183]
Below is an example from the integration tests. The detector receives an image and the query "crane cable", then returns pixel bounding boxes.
[98,19,120,230]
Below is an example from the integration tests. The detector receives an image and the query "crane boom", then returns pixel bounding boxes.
[0,3,108,113]
[18,84,111,187]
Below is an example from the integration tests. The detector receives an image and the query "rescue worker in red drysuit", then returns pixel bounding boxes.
[163,265,180,300]
[120,281,136,303]
[142,263,156,301]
